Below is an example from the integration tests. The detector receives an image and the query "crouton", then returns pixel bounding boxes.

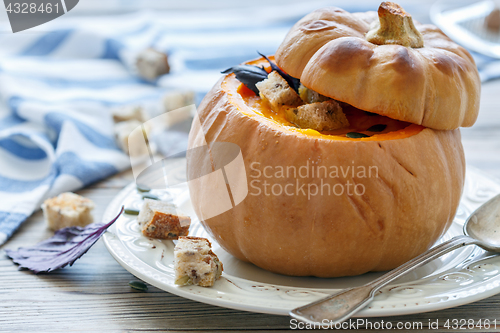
[138,199,190,239]
[174,236,223,287]
[111,105,146,123]
[136,48,170,80]
[285,100,349,131]
[42,192,94,231]
[255,71,302,111]
[163,90,196,113]
[298,84,330,104]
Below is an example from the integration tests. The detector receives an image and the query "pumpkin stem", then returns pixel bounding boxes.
[366,2,424,48]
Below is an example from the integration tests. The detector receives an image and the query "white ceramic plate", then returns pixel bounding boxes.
[103,159,500,317]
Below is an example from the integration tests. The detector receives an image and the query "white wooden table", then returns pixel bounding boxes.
[1,79,499,332]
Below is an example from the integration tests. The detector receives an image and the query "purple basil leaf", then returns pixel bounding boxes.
[221,64,268,95]
[221,52,301,95]
[257,52,301,92]
[5,206,124,274]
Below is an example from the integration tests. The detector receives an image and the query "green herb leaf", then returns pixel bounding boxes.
[129,280,148,291]
[124,208,140,215]
[136,185,151,193]
[366,124,387,132]
[142,193,159,201]
[346,132,370,138]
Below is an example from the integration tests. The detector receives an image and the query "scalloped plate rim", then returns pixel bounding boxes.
[103,164,500,317]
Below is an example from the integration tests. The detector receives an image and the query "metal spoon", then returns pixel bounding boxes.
[290,193,500,325]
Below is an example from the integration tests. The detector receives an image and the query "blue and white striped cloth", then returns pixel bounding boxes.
[0,3,499,245]
[0,4,329,245]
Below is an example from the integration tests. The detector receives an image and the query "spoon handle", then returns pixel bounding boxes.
[290,235,478,325]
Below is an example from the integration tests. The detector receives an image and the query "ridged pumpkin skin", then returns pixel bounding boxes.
[275,6,480,130]
[187,72,466,277]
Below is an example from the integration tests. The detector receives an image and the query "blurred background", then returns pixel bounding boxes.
[0,0,443,103]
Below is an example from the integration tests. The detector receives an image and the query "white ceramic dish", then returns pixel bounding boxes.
[103,159,500,316]
[431,0,500,59]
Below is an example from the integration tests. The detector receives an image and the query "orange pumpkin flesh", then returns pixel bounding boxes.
[227,58,424,142]
[187,57,466,277]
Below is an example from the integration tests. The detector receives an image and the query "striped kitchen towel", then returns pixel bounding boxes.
[0,2,336,245]
[0,2,498,245]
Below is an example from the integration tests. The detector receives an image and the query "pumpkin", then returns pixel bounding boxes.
[187,55,466,277]
[275,2,480,130]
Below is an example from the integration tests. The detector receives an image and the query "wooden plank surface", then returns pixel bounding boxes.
[462,80,500,180]
[1,59,500,333]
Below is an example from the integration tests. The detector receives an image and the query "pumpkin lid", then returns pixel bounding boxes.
[275,2,480,130]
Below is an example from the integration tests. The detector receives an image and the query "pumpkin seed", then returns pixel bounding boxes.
[129,280,148,291]
[142,193,159,201]
[124,208,140,215]
[346,132,370,138]
[136,185,151,193]
[366,124,387,132]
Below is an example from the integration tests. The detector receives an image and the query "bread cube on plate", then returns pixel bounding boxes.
[42,192,94,231]
[174,236,223,287]
[256,71,302,111]
[138,199,190,239]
